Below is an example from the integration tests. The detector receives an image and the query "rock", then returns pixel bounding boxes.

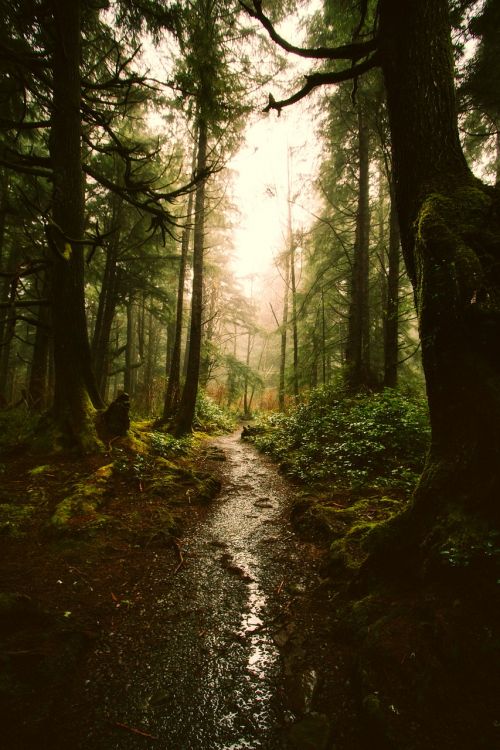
[285,667,319,714]
[273,621,296,648]
[206,447,226,461]
[241,424,265,439]
[219,553,254,582]
[103,391,130,436]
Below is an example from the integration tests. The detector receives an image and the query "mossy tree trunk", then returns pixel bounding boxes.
[48,0,103,451]
[379,0,500,524]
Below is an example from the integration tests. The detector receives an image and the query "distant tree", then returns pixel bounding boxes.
[460,0,500,184]
[173,0,249,435]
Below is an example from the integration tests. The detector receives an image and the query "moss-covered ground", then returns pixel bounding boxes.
[0,421,222,747]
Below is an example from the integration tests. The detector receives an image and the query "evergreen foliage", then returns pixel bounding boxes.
[251,385,430,490]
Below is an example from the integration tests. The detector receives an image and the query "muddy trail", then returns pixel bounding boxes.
[57,431,366,750]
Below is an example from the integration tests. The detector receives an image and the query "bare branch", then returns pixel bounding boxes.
[264,54,381,115]
[240,0,377,61]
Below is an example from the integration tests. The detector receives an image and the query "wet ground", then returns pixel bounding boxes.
[68,431,338,750]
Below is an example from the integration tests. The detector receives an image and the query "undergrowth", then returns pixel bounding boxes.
[194,391,235,433]
[0,405,38,452]
[249,385,430,492]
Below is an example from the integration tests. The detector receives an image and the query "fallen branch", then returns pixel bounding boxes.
[112,721,158,740]
[173,537,185,574]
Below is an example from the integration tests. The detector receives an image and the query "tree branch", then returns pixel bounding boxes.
[0,299,49,309]
[264,53,381,114]
[240,0,378,60]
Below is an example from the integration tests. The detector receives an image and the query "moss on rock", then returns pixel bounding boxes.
[50,463,113,531]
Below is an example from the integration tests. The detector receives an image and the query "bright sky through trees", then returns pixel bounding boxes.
[228,98,322,291]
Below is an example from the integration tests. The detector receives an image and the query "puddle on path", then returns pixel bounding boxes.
[79,432,316,749]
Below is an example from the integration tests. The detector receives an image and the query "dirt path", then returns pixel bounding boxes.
[57,432,364,750]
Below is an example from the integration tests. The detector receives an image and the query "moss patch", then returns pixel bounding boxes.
[291,492,406,572]
[50,464,113,531]
[0,503,35,537]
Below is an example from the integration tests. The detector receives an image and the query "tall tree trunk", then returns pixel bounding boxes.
[28,269,52,411]
[345,106,371,390]
[495,126,500,188]
[278,252,290,411]
[0,243,18,404]
[144,306,156,415]
[48,0,103,450]
[0,179,14,404]
[290,243,299,399]
[321,289,327,385]
[379,0,500,525]
[162,141,198,421]
[383,183,401,388]
[163,147,197,420]
[174,117,208,436]
[91,192,123,400]
[124,295,137,395]
[243,328,252,417]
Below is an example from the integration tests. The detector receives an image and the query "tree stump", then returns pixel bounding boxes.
[103,391,130,436]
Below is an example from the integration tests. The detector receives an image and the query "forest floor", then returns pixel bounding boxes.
[0,426,499,749]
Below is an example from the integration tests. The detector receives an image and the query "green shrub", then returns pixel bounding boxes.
[0,406,38,450]
[252,386,430,491]
[194,391,235,433]
[150,432,190,457]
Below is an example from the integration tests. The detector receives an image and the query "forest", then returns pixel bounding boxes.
[0,0,499,748]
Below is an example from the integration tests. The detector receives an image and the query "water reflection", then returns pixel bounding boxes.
[83,432,299,750]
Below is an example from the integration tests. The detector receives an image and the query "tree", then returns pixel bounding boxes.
[0,0,203,446]
[48,0,104,450]
[162,141,197,420]
[174,114,208,435]
[245,0,500,540]
[345,103,372,390]
[172,0,248,435]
